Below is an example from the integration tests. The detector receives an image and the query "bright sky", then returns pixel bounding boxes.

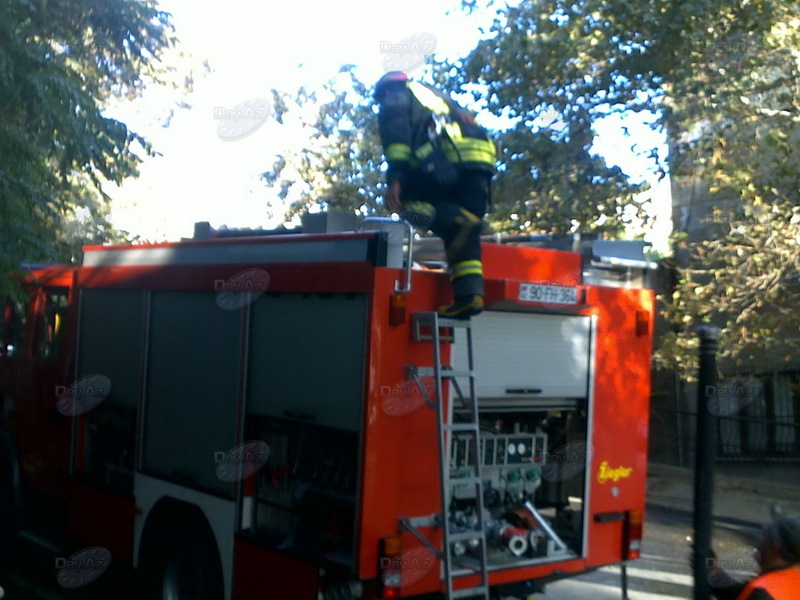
[107,0,671,253]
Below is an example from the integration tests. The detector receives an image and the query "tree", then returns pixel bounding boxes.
[656,5,800,375]
[448,0,800,374]
[657,50,800,374]
[0,0,174,296]
[263,56,646,236]
[482,119,642,235]
[262,66,385,223]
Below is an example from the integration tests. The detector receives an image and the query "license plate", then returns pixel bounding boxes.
[518,282,578,305]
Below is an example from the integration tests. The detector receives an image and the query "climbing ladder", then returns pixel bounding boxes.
[400,312,490,600]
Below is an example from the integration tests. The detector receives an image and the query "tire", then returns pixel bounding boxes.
[140,511,224,600]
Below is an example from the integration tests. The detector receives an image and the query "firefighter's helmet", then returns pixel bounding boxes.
[374,71,409,101]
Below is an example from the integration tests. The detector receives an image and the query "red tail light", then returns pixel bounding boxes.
[635,310,649,336]
[624,509,644,560]
[389,294,407,326]
[376,536,402,598]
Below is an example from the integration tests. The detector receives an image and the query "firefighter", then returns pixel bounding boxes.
[703,508,800,600]
[374,71,496,319]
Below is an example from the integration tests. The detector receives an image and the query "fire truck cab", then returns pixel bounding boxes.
[0,216,655,600]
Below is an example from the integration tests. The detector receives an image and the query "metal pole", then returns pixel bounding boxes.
[693,325,719,600]
[620,563,629,600]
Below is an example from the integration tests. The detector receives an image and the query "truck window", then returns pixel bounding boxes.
[142,290,242,497]
[6,296,30,358]
[239,293,368,566]
[242,416,359,568]
[246,293,368,431]
[74,289,146,496]
[36,287,69,360]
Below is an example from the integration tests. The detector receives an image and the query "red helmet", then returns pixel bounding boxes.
[374,71,409,101]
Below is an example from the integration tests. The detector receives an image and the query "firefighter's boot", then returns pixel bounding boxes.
[438,294,484,319]
[439,260,484,319]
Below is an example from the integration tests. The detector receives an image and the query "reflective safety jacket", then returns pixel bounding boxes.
[736,565,800,600]
[377,80,496,185]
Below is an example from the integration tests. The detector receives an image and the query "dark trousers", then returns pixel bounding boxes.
[400,170,491,297]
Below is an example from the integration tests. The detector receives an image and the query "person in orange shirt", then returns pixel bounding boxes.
[706,508,800,600]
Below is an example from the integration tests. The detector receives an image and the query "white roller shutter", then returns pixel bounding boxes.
[452,311,592,405]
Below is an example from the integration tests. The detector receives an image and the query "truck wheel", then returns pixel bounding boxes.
[140,513,224,600]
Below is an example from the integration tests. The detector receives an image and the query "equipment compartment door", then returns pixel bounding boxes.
[454,311,591,403]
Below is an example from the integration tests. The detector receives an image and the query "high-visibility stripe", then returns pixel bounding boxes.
[451,267,483,280]
[451,259,483,280]
[408,82,450,114]
[417,139,496,166]
[446,137,496,166]
[403,81,496,168]
[444,148,496,164]
[453,138,496,153]
[444,122,463,139]
[386,143,412,161]
[415,142,434,160]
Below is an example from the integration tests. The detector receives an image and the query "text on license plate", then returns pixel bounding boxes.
[518,283,578,305]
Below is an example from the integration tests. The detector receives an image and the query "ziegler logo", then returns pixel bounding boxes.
[596,461,633,484]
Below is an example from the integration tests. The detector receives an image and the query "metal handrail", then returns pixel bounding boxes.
[359,217,415,294]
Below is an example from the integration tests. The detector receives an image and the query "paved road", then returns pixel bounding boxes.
[0,504,761,599]
[532,503,760,600]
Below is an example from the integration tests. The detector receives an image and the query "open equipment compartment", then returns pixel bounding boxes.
[449,310,594,569]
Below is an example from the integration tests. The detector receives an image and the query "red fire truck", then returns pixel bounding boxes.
[0,216,655,599]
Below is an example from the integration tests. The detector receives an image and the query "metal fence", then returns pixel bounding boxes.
[649,371,800,466]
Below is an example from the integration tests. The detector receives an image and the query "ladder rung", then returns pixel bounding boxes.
[448,531,485,543]
[443,370,474,379]
[451,586,489,599]
[412,312,473,330]
[444,423,479,432]
[414,367,474,379]
[448,476,481,487]
[412,311,488,599]
[434,316,473,329]
[452,560,485,575]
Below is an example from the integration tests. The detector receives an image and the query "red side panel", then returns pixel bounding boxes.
[360,258,654,594]
[78,262,375,293]
[482,243,581,283]
[358,268,449,592]
[66,480,135,563]
[233,539,320,600]
[585,286,654,567]
[5,267,78,499]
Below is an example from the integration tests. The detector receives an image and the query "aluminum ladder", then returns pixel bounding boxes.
[401,312,490,600]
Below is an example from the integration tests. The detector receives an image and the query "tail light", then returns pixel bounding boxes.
[635,310,649,336]
[376,536,402,598]
[389,294,407,327]
[624,509,643,560]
